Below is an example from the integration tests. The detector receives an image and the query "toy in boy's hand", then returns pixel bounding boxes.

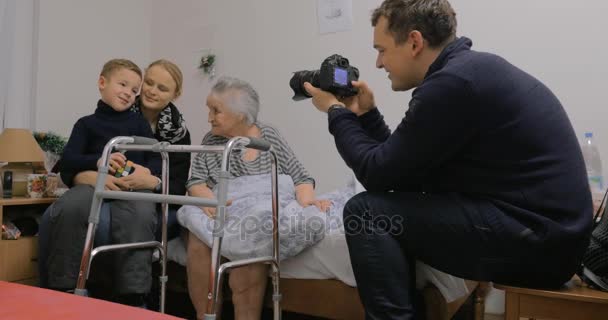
[114,160,135,178]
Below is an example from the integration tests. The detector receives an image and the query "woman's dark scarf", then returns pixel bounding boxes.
[131,98,188,144]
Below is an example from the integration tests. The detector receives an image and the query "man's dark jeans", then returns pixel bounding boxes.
[344,191,578,320]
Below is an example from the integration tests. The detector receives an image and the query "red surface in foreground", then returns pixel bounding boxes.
[0,281,184,320]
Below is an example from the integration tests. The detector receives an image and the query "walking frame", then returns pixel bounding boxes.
[73,135,282,319]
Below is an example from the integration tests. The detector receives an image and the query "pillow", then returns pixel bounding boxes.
[178,174,327,261]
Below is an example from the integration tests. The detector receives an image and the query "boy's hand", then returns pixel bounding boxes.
[98,152,126,174]
[120,163,156,191]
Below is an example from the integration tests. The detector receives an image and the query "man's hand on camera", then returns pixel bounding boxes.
[304,81,375,116]
[303,82,343,113]
[342,81,376,116]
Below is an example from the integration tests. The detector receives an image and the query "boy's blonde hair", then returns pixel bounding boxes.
[100,58,142,79]
[147,59,183,97]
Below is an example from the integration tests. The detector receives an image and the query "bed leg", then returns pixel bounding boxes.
[474,282,489,320]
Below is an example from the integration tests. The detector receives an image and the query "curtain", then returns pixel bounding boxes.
[0,0,37,131]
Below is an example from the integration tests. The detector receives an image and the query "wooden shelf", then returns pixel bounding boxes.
[0,197,55,282]
[0,236,38,281]
[0,197,57,206]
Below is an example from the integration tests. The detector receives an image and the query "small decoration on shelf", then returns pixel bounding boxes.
[33,131,67,155]
[33,132,68,196]
[1,222,21,240]
[27,174,46,198]
[33,131,67,172]
[199,53,216,77]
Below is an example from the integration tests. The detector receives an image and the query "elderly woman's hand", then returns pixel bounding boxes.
[200,199,233,219]
[307,199,332,213]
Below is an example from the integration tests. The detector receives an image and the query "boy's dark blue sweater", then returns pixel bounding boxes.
[60,100,161,186]
[329,37,592,253]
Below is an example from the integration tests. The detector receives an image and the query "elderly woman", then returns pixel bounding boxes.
[38,59,191,306]
[183,76,329,320]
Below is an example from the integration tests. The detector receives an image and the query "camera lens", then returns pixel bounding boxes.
[289,70,320,101]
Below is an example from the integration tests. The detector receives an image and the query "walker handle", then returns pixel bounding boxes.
[132,136,159,145]
[244,137,271,151]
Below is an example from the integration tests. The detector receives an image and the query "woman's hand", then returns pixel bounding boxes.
[73,171,99,186]
[73,170,128,191]
[97,152,126,174]
[202,207,216,218]
[200,200,232,219]
[306,199,332,213]
[120,163,158,191]
[187,183,233,219]
[295,183,332,212]
[105,175,129,191]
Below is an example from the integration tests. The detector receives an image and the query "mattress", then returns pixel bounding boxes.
[168,175,470,303]
[167,230,469,302]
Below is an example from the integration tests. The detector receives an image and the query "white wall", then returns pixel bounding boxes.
[454,0,608,152]
[32,0,608,193]
[35,0,151,136]
[138,0,608,193]
[145,0,392,192]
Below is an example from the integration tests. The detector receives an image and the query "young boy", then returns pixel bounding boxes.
[59,58,159,181]
[47,59,161,306]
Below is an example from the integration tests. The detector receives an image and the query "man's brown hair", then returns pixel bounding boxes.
[371,0,457,48]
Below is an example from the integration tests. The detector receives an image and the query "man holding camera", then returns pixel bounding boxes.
[304,0,592,319]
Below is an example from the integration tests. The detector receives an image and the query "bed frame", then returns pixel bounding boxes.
[269,278,487,320]
[165,261,488,319]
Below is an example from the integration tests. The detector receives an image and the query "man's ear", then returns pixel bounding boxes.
[409,30,425,57]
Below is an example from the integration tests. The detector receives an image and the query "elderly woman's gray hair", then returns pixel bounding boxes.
[211,76,260,124]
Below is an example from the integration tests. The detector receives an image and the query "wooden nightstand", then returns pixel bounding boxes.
[0,197,55,284]
[495,276,608,320]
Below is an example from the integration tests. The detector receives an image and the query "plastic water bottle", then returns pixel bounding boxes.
[581,132,604,205]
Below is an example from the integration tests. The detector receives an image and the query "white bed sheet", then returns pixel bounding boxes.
[167,230,470,303]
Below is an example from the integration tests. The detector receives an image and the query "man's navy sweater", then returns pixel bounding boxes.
[60,100,160,186]
[329,37,592,253]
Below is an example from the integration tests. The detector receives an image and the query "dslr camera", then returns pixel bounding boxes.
[290,54,359,101]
